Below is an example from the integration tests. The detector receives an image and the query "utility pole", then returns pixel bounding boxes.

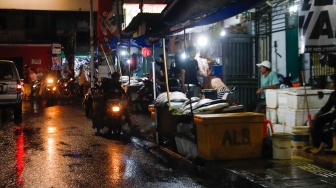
[90,0,95,87]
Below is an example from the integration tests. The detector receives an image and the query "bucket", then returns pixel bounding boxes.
[271,132,292,159]
[292,126,310,150]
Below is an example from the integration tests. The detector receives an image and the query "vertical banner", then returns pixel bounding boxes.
[97,0,119,54]
[299,0,336,53]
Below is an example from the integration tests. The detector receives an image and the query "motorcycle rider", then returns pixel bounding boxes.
[93,72,133,135]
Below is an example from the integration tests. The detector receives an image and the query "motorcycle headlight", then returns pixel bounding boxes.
[112,106,120,112]
[52,86,57,91]
[47,78,54,84]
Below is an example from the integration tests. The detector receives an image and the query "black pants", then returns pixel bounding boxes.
[311,113,334,149]
[79,84,84,98]
[247,98,266,113]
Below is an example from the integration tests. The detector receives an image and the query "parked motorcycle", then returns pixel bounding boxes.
[30,80,42,98]
[132,79,158,113]
[131,78,180,112]
[58,78,80,98]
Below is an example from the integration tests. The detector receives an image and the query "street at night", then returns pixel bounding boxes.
[0,99,210,188]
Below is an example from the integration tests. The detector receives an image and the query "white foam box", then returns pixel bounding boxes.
[287,89,333,109]
[174,136,194,156]
[277,107,287,125]
[284,125,292,134]
[277,90,288,108]
[277,87,313,108]
[266,107,277,124]
[285,108,320,127]
[273,124,285,133]
[265,89,278,108]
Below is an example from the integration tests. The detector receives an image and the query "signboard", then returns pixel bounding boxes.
[51,43,62,55]
[52,56,61,70]
[31,59,41,64]
[299,0,336,53]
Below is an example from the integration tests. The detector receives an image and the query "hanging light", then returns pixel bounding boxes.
[141,47,152,57]
[220,30,226,37]
[121,50,127,56]
[197,35,208,46]
[289,5,298,13]
[181,52,187,59]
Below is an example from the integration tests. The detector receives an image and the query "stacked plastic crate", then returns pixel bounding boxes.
[266,87,333,133]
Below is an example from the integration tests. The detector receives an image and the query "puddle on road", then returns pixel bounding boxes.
[21,127,43,151]
[62,151,93,159]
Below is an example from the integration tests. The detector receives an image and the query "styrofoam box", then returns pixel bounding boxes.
[175,137,188,155]
[277,107,287,125]
[175,137,194,156]
[273,124,285,133]
[285,108,320,127]
[287,89,333,109]
[265,89,278,108]
[277,90,289,108]
[266,107,277,124]
[277,87,312,108]
[284,125,292,134]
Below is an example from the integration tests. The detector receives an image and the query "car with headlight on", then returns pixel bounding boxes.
[0,60,23,124]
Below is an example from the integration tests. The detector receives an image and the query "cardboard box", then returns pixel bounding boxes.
[194,112,264,160]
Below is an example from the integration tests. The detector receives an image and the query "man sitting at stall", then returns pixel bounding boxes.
[307,73,336,154]
[248,60,279,112]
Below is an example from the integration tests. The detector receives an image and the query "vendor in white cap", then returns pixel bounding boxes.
[248,60,279,112]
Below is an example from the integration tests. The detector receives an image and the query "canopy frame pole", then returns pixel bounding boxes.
[152,44,156,100]
[163,38,170,105]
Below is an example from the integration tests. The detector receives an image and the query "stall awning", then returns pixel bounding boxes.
[163,0,263,35]
[195,0,263,26]
[122,0,264,38]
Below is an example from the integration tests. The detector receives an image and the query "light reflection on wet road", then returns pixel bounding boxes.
[9,99,207,188]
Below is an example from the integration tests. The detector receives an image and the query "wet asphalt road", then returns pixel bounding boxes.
[0,99,209,188]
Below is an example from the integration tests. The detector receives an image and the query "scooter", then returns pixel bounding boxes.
[92,90,125,137]
[57,78,71,98]
[133,78,180,112]
[31,80,41,98]
[106,97,124,136]
[58,78,80,98]
[133,79,159,113]
[44,76,58,106]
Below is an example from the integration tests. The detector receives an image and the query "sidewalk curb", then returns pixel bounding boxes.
[130,134,267,187]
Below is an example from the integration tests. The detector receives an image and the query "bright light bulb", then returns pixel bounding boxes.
[220,30,226,36]
[121,51,127,56]
[197,36,208,46]
[127,59,131,64]
[289,5,298,13]
[181,52,187,59]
